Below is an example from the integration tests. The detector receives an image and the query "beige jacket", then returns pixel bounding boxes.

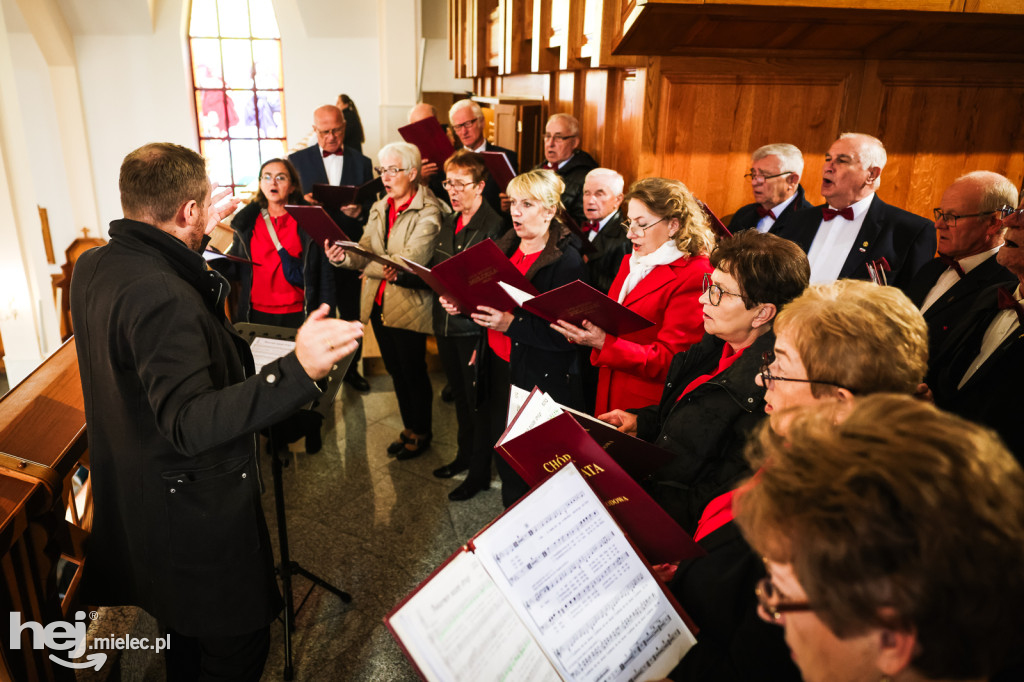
[339,188,444,333]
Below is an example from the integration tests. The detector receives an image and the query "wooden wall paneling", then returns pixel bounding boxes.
[651,59,854,218]
[501,0,531,74]
[868,62,1024,218]
[636,57,663,179]
[713,0,965,10]
[967,0,1024,11]
[532,0,560,72]
[580,69,609,166]
[604,67,646,184]
[562,0,588,70]
[553,70,577,115]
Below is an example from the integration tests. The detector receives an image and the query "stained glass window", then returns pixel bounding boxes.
[189,0,285,194]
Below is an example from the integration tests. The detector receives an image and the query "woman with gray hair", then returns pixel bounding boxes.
[327,142,444,459]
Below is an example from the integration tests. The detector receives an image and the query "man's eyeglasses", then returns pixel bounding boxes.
[755,577,813,624]
[702,272,748,306]
[932,208,1001,227]
[759,351,850,392]
[743,171,792,184]
[261,173,289,183]
[451,117,482,133]
[441,179,478,191]
[621,216,666,236]
[998,205,1024,222]
[375,166,409,177]
[543,133,577,143]
[314,126,344,138]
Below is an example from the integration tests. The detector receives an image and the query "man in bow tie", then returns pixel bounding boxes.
[581,168,630,295]
[726,143,812,234]
[289,104,375,390]
[774,132,934,292]
[906,171,1017,359]
[534,113,598,226]
[928,187,1024,465]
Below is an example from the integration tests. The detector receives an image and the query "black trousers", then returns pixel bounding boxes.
[370,305,432,435]
[334,268,363,372]
[483,355,530,507]
[437,334,491,484]
[163,625,270,681]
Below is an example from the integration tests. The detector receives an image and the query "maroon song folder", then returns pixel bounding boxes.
[697,199,733,239]
[495,411,704,565]
[285,205,351,245]
[504,279,655,337]
[311,177,383,209]
[401,239,538,315]
[398,117,456,167]
[337,241,409,271]
[480,151,516,192]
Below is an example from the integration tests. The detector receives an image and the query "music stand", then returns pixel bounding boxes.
[235,323,354,680]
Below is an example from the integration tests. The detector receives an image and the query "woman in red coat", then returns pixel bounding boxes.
[553,177,715,415]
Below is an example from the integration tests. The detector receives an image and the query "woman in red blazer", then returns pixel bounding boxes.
[554,177,716,415]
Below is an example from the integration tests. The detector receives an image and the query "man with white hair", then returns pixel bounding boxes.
[449,98,518,217]
[581,168,630,294]
[535,113,598,226]
[774,132,934,293]
[727,143,813,234]
[906,171,1017,359]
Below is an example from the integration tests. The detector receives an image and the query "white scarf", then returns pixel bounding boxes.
[618,241,685,303]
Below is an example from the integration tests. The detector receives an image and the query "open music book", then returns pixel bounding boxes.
[496,387,703,565]
[497,280,655,337]
[386,464,697,682]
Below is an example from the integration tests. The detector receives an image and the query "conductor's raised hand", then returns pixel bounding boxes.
[324,240,346,264]
[598,409,638,436]
[295,304,364,380]
[205,184,240,235]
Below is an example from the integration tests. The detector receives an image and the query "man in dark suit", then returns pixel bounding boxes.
[289,104,375,390]
[727,143,813,234]
[535,113,598,226]
[906,171,1017,360]
[774,132,935,293]
[448,99,518,219]
[929,191,1024,464]
[71,142,362,679]
[581,168,629,294]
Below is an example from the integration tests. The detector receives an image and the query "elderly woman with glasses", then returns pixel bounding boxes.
[734,395,1024,682]
[599,229,809,533]
[552,177,715,416]
[327,142,444,460]
[661,279,930,681]
[445,168,586,505]
[426,150,505,500]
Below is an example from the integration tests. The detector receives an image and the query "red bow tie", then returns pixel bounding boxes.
[996,288,1024,326]
[322,149,343,158]
[755,205,776,220]
[939,255,965,278]
[822,206,855,221]
[582,220,600,233]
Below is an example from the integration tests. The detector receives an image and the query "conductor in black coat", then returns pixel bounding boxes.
[905,171,1017,361]
[289,104,376,389]
[773,133,934,293]
[70,143,363,680]
[727,143,813,234]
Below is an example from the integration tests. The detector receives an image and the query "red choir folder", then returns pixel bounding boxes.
[496,407,704,566]
[311,177,384,209]
[697,199,733,239]
[285,205,351,245]
[557,209,597,255]
[499,279,655,337]
[480,151,516,192]
[399,239,538,315]
[203,247,254,265]
[385,463,698,682]
[337,241,409,271]
[398,117,456,167]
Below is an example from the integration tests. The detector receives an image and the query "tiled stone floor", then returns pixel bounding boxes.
[81,369,504,681]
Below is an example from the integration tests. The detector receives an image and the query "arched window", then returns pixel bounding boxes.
[188,0,286,194]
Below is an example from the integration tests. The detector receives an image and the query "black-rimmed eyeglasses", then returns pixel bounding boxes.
[932,208,1002,227]
[755,577,813,624]
[744,171,792,184]
[759,351,851,392]
[702,272,748,306]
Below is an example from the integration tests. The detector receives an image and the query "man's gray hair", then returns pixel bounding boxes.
[449,99,483,120]
[956,171,1019,213]
[752,143,804,177]
[585,168,625,195]
[839,132,887,171]
[379,142,422,173]
[548,112,580,137]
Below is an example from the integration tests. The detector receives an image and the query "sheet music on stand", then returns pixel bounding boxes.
[234,323,353,419]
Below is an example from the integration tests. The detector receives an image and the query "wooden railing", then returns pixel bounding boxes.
[0,339,89,681]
